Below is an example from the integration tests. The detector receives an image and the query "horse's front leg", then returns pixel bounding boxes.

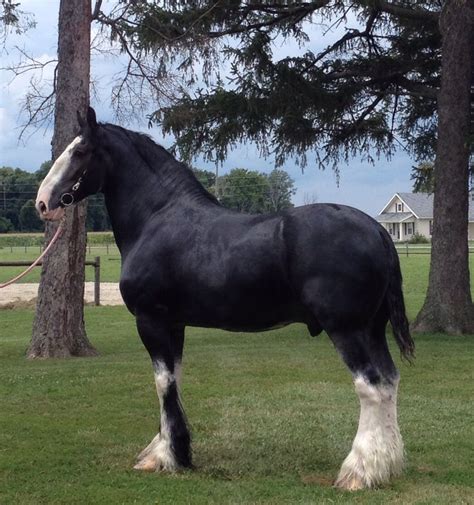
[133,312,191,472]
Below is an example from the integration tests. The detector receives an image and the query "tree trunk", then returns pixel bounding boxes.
[28,0,97,358]
[413,0,474,334]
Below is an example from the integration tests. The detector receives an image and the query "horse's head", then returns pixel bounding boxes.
[36,107,106,221]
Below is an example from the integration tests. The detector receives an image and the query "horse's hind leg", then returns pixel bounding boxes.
[330,310,404,490]
[133,311,191,472]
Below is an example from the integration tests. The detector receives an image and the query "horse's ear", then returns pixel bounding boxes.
[77,110,86,129]
[87,107,98,131]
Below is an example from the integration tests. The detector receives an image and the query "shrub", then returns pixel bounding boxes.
[408,232,430,244]
[0,217,13,233]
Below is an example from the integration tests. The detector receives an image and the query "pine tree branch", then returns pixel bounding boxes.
[207,2,331,37]
[322,68,438,99]
[309,9,380,67]
[395,76,438,99]
[375,1,439,22]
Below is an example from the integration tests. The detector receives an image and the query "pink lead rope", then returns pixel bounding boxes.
[0,224,64,289]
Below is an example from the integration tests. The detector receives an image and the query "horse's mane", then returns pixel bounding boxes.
[100,123,219,205]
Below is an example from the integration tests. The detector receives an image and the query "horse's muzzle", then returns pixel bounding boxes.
[35,199,65,221]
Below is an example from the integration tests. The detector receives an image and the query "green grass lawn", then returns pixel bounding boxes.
[1,307,474,504]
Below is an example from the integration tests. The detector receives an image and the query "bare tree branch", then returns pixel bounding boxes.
[1,46,57,138]
[91,0,102,21]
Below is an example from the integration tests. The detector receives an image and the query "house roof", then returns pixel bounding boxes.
[397,192,434,219]
[379,192,474,221]
[376,212,414,223]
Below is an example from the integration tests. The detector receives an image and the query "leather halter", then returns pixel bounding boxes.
[60,166,88,207]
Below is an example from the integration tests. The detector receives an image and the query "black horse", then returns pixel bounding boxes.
[36,108,414,490]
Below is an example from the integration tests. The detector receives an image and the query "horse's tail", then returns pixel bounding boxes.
[381,230,415,361]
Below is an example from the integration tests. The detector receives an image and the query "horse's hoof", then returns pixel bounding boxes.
[334,472,366,491]
[133,457,158,472]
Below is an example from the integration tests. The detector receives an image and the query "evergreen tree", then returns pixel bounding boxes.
[411,161,435,193]
[97,1,441,167]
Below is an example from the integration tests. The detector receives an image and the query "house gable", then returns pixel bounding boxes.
[379,193,419,218]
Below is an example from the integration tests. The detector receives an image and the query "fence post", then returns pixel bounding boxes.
[406,242,409,257]
[94,256,100,306]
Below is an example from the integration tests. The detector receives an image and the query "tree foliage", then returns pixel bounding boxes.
[192,167,216,190]
[219,168,269,213]
[266,169,297,212]
[412,159,474,194]
[0,166,40,231]
[193,167,295,213]
[19,199,42,231]
[0,0,36,42]
[411,161,435,193]
[95,1,443,170]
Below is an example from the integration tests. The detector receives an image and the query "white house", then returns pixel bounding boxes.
[376,192,474,241]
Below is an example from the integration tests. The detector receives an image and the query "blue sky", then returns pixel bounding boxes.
[0,0,416,216]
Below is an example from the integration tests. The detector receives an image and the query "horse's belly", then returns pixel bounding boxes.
[175,289,304,331]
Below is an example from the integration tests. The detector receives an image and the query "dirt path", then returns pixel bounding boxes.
[0,282,123,307]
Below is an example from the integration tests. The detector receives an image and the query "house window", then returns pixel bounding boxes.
[388,223,394,235]
[404,222,414,235]
[396,203,403,212]
[429,220,433,235]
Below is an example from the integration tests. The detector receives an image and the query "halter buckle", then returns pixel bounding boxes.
[60,193,75,207]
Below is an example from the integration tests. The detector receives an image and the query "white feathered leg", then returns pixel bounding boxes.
[134,361,179,472]
[335,376,404,490]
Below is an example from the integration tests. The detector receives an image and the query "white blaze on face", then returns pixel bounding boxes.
[36,135,83,220]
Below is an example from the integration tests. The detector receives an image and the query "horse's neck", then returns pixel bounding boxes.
[101,150,211,255]
[102,168,160,254]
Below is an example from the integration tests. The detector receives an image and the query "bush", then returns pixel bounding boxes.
[408,232,430,244]
[0,216,13,233]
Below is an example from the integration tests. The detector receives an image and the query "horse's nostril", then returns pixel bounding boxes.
[39,201,47,214]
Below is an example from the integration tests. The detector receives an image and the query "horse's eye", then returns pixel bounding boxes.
[74,149,86,157]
